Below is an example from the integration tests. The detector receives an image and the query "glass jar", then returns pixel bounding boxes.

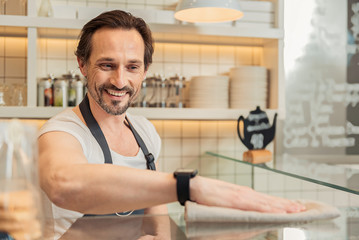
[0,120,44,239]
[158,75,169,108]
[0,91,6,106]
[136,77,153,107]
[53,79,68,107]
[11,83,26,106]
[176,75,186,108]
[166,76,177,108]
[38,77,53,107]
[166,75,186,108]
[38,0,53,17]
[63,72,82,107]
[148,75,160,108]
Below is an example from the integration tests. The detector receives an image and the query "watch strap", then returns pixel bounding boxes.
[176,174,190,206]
[174,169,198,206]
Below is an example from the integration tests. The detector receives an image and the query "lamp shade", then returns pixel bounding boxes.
[174,0,243,23]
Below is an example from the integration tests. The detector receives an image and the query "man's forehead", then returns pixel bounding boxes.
[92,27,142,41]
[91,28,144,51]
[88,28,145,63]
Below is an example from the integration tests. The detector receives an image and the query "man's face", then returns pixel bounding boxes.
[78,27,147,115]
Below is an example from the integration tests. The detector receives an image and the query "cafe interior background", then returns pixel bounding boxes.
[0,0,359,212]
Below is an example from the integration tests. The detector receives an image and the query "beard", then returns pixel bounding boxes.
[88,83,136,116]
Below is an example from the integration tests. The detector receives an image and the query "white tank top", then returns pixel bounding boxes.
[38,108,161,237]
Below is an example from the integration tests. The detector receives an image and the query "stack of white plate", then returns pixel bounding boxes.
[229,66,267,109]
[189,76,229,108]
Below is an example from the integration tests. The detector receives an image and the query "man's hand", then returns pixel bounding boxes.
[190,176,306,214]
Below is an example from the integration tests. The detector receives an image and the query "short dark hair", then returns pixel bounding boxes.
[75,10,154,70]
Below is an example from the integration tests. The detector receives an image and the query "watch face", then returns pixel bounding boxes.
[174,169,198,177]
[176,169,194,173]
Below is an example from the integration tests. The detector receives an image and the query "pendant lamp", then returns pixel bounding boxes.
[174,0,243,23]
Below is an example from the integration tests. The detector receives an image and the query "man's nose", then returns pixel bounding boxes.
[110,67,128,88]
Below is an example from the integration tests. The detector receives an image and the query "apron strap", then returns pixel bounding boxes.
[79,94,156,170]
[125,117,156,171]
[79,94,112,164]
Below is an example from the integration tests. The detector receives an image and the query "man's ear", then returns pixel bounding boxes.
[77,57,87,77]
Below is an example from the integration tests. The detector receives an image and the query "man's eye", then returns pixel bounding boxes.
[128,65,139,70]
[100,64,113,69]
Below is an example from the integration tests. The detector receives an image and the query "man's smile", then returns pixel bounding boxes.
[106,89,127,97]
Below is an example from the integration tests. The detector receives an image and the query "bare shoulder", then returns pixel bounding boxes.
[38,131,88,166]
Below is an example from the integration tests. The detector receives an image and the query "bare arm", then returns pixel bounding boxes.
[38,131,176,214]
[39,131,305,215]
[190,176,305,213]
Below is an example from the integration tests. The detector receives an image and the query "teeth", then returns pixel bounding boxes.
[107,90,126,97]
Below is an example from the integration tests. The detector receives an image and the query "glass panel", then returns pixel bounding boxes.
[206,151,359,195]
[185,154,254,188]
[183,151,359,239]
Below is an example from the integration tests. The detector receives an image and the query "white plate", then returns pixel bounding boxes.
[190,103,229,108]
[230,93,266,99]
[230,76,267,83]
[190,95,229,99]
[230,91,267,96]
[230,66,267,74]
[230,100,266,105]
[190,91,229,96]
[192,75,229,80]
[190,85,229,90]
[190,91,228,95]
[190,83,229,89]
[230,78,267,83]
[230,86,267,92]
[190,98,229,103]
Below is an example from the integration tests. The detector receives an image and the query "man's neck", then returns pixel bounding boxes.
[88,95,128,133]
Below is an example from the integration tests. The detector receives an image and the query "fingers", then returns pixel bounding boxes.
[235,188,306,213]
[260,193,306,213]
[222,183,306,214]
[137,235,155,240]
[192,176,306,214]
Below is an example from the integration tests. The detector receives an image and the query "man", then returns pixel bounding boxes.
[38,9,305,233]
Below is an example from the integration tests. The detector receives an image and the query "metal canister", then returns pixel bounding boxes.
[68,81,76,107]
[53,79,68,107]
[74,80,84,105]
[63,72,76,107]
[38,78,53,106]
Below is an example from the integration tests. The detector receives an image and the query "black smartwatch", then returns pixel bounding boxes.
[173,169,198,206]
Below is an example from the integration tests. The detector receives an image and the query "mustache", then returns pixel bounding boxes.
[100,84,134,94]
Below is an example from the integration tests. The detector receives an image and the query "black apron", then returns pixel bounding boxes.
[79,94,156,216]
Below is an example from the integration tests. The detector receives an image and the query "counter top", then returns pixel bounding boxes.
[42,206,359,239]
[38,151,359,239]
[25,152,359,239]
[43,214,185,239]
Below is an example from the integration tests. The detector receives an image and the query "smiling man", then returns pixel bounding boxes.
[80,27,144,116]
[38,9,305,237]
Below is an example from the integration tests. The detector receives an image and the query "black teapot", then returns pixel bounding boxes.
[237,106,277,150]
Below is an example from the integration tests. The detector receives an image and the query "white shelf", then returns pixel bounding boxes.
[0,1,284,120]
[0,107,277,120]
[0,15,87,29]
[0,15,283,41]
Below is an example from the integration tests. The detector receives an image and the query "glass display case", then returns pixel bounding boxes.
[204,151,359,195]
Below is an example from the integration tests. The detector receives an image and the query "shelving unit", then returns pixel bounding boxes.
[0,0,284,120]
[0,106,278,119]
